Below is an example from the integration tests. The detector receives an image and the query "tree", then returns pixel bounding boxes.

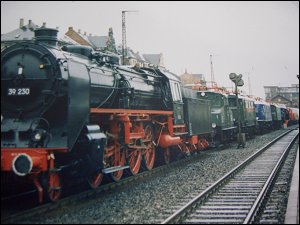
[106,27,117,53]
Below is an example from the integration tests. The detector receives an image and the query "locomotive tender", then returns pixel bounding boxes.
[1,28,212,202]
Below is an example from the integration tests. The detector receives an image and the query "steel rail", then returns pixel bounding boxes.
[162,129,298,224]
[243,130,298,223]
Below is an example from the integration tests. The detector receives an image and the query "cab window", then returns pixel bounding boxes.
[170,81,182,102]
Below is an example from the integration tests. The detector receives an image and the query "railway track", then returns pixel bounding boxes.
[2,128,298,224]
[162,129,299,224]
[1,149,199,224]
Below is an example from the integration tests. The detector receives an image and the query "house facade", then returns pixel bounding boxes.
[1,19,39,50]
[1,18,79,50]
[180,69,206,86]
[65,26,108,50]
[264,84,299,107]
[2,19,167,70]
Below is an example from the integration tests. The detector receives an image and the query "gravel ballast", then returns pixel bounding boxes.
[18,128,298,224]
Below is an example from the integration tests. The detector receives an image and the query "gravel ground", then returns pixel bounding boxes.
[257,136,299,224]
[19,128,298,224]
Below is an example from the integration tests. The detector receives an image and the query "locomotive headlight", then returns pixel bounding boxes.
[34,132,42,141]
[256,117,259,121]
[212,123,217,128]
[31,129,45,142]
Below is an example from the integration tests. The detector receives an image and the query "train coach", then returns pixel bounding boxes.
[287,107,299,125]
[270,103,283,129]
[255,99,273,132]
[228,94,256,138]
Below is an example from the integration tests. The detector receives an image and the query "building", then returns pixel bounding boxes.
[116,45,165,68]
[65,26,166,68]
[65,26,108,50]
[123,49,148,68]
[1,19,39,50]
[264,84,299,107]
[65,25,166,68]
[1,18,78,50]
[180,69,206,86]
[143,53,164,68]
[2,19,166,69]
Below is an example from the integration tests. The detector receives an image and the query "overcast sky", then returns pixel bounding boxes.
[1,1,299,98]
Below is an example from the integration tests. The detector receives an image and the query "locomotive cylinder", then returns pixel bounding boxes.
[158,134,181,148]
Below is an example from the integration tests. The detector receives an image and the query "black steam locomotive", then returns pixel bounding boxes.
[1,28,212,202]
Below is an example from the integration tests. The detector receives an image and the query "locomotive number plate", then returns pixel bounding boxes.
[7,88,30,96]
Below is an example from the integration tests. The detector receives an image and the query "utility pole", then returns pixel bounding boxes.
[210,54,215,87]
[247,66,254,96]
[247,73,252,96]
[122,10,138,65]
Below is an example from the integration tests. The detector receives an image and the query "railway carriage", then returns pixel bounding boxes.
[278,103,290,127]
[270,103,283,129]
[228,94,256,138]
[287,107,299,125]
[255,100,273,132]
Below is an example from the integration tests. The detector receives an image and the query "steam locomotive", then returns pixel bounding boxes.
[1,28,212,203]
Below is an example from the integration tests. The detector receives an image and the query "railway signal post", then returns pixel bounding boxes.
[229,73,246,148]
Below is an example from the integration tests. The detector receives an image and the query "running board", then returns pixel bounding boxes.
[102,165,130,174]
[173,132,188,136]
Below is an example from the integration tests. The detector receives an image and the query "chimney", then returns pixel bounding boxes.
[78,29,81,34]
[42,22,46,28]
[84,31,87,36]
[28,20,32,28]
[34,28,58,46]
[19,18,24,28]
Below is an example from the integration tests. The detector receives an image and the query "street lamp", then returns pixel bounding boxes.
[229,73,246,148]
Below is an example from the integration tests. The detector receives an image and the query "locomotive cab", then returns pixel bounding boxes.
[168,78,184,125]
[153,68,184,125]
[197,91,236,144]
